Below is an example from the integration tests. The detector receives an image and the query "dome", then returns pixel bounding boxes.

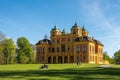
[51,25,60,31]
[71,22,81,29]
[62,28,66,34]
[82,26,88,32]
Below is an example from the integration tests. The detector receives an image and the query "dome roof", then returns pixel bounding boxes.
[82,26,88,32]
[51,25,60,31]
[62,28,66,34]
[71,22,81,29]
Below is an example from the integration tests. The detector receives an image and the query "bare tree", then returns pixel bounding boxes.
[0,31,6,42]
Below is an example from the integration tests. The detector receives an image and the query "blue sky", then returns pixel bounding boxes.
[0,0,120,57]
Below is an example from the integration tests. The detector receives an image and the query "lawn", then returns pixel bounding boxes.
[0,63,120,80]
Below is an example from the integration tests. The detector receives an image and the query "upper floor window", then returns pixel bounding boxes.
[57,39,60,44]
[52,48,54,53]
[72,38,75,42]
[68,38,70,43]
[42,48,45,54]
[82,45,87,53]
[48,48,51,53]
[57,47,59,53]
[52,39,55,44]
[61,45,65,52]
[68,46,70,52]
[72,46,74,53]
[37,48,40,54]
[76,45,80,53]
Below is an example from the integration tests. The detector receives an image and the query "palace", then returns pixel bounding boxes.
[36,22,103,64]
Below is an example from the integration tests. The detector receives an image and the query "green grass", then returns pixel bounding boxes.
[0,63,120,80]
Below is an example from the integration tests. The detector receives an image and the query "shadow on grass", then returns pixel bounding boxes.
[0,67,120,80]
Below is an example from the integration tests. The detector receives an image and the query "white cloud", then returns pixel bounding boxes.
[79,0,120,57]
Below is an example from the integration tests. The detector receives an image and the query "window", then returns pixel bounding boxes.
[72,38,75,42]
[37,48,40,54]
[82,45,87,53]
[83,56,86,61]
[90,45,91,52]
[57,47,59,53]
[68,46,70,52]
[42,48,45,54]
[76,45,80,53]
[90,45,94,53]
[92,46,94,53]
[72,46,74,53]
[68,38,70,43]
[57,39,59,44]
[61,45,65,52]
[52,48,54,53]
[48,48,51,53]
[52,39,55,44]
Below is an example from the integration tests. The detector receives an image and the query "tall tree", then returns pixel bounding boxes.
[0,31,6,64]
[0,43,4,64]
[113,50,120,64]
[103,52,112,63]
[16,37,34,63]
[1,39,15,64]
[103,52,110,60]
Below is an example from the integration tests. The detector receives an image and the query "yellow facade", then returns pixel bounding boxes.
[36,23,103,64]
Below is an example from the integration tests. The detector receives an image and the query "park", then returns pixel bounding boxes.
[1,0,120,80]
[0,63,120,80]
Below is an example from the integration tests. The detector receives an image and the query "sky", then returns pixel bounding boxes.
[0,0,120,57]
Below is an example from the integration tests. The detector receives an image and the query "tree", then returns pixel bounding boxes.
[113,50,120,64]
[1,39,15,64]
[0,43,4,64]
[103,52,112,63]
[0,31,6,64]
[103,52,110,60]
[16,37,34,64]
